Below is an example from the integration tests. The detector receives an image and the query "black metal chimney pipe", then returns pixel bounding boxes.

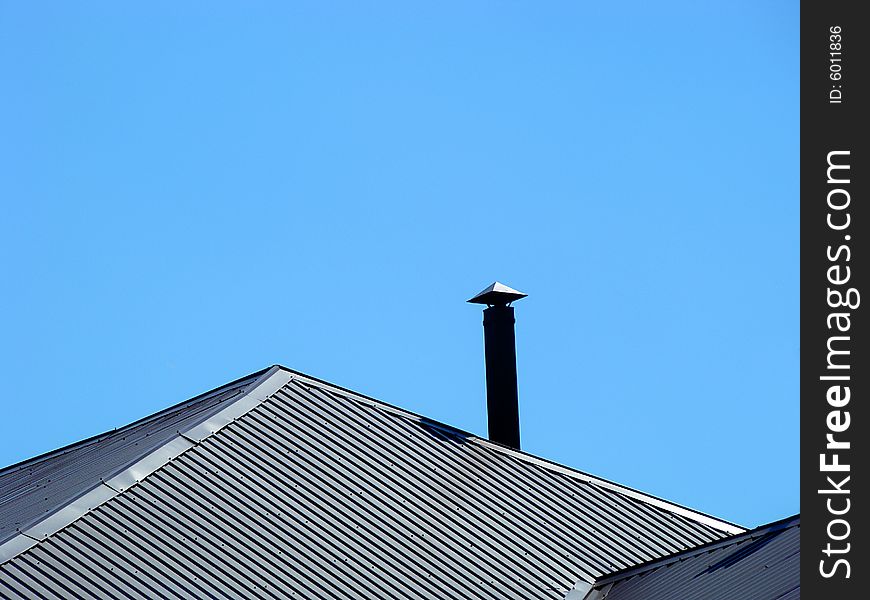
[468,282,527,450]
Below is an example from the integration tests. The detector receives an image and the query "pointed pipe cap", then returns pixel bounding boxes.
[467,282,528,306]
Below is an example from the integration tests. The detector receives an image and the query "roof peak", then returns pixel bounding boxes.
[0,367,272,480]
[0,366,291,563]
[467,281,527,305]
[2,363,745,573]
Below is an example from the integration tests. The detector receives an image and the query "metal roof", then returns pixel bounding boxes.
[0,365,743,599]
[0,368,268,548]
[582,515,800,600]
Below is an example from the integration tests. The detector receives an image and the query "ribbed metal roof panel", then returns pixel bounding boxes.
[0,369,266,546]
[594,516,799,600]
[0,367,742,599]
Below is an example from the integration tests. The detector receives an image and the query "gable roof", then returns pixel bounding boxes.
[0,365,743,599]
[582,515,799,600]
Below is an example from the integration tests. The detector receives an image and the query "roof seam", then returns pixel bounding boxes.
[177,432,200,446]
[101,481,120,493]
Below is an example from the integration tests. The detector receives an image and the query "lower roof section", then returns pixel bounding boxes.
[1,365,743,598]
[582,515,800,600]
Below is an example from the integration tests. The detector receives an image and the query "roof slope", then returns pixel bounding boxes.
[0,365,742,599]
[584,515,799,600]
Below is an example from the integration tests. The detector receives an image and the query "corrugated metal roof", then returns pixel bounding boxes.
[0,368,268,547]
[0,365,743,599]
[585,515,799,600]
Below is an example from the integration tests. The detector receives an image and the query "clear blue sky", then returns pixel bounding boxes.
[0,1,797,527]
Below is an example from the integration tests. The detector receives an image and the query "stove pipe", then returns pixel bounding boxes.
[467,282,527,450]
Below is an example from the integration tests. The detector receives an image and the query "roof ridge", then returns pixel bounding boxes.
[0,366,272,478]
[591,513,800,587]
[1,362,745,569]
[277,365,745,535]
[0,366,292,564]
[1,363,750,595]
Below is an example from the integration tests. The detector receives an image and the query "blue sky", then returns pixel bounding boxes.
[0,1,798,527]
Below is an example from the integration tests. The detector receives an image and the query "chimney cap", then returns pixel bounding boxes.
[467,282,528,306]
